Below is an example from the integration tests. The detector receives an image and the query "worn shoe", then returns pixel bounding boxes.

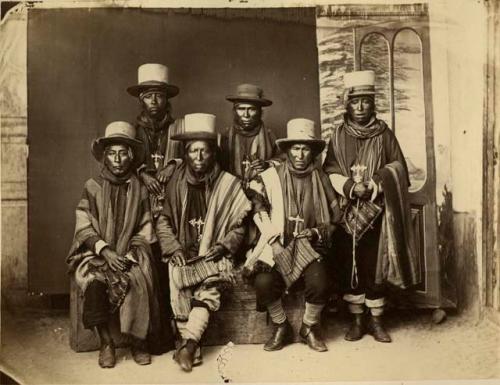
[368,315,392,343]
[193,345,203,366]
[344,313,365,341]
[131,342,152,365]
[264,320,293,351]
[299,323,328,352]
[98,342,116,368]
[174,339,198,372]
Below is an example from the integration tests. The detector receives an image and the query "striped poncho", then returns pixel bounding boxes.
[156,162,252,319]
[66,172,161,340]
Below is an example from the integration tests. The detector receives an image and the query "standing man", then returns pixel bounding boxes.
[323,70,420,343]
[66,122,165,368]
[222,83,279,188]
[245,118,341,353]
[155,113,251,372]
[127,63,183,219]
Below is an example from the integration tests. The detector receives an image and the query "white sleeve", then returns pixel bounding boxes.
[329,173,349,198]
[95,240,109,256]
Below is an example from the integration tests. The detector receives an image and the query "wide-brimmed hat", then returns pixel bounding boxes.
[226,83,272,107]
[276,118,325,155]
[343,70,376,102]
[171,113,218,142]
[127,63,179,98]
[91,121,144,164]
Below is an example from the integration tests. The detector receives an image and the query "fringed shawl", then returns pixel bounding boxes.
[375,161,421,289]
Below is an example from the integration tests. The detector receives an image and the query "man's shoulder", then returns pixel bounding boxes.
[83,177,103,193]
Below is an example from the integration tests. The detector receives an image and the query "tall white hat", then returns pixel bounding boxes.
[171,113,218,141]
[127,63,179,98]
[275,118,325,155]
[343,70,376,97]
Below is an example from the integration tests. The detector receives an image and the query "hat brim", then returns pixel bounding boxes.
[91,136,145,165]
[127,82,180,98]
[226,96,272,107]
[170,132,218,142]
[276,139,326,155]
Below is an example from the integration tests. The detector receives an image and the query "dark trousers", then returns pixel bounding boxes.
[82,280,109,329]
[331,215,385,302]
[254,260,330,310]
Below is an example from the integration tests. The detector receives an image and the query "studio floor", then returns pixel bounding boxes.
[1,308,499,384]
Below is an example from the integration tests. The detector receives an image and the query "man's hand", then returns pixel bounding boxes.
[270,239,285,256]
[296,228,317,242]
[170,249,188,267]
[204,244,228,262]
[250,159,269,174]
[101,247,127,272]
[367,179,380,202]
[140,171,163,196]
[353,182,372,200]
[157,164,176,184]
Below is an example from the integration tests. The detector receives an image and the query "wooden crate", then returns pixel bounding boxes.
[70,269,305,352]
[203,268,304,346]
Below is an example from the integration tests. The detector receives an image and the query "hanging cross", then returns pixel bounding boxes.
[351,164,367,184]
[151,152,164,170]
[189,217,205,242]
[288,214,304,238]
[242,158,251,176]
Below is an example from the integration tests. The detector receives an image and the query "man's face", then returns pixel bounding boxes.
[288,143,313,171]
[186,140,215,175]
[234,102,262,130]
[141,91,168,119]
[347,96,375,125]
[104,144,133,176]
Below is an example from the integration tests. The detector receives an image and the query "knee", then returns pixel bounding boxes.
[253,272,275,293]
[84,280,107,300]
[306,278,329,299]
[304,264,330,300]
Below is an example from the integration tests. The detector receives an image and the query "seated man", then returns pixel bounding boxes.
[155,113,251,372]
[66,121,164,368]
[245,118,341,353]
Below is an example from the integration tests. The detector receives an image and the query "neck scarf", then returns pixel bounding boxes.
[228,122,274,178]
[100,165,133,185]
[331,115,388,181]
[285,157,316,178]
[343,113,386,139]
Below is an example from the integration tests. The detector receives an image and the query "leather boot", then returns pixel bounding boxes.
[98,341,116,368]
[264,320,293,351]
[299,323,328,352]
[174,339,198,372]
[368,315,392,343]
[131,340,151,365]
[344,313,365,341]
[193,345,203,366]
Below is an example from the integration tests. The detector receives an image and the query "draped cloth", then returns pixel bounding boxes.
[324,115,420,289]
[375,161,421,289]
[159,163,252,319]
[330,116,386,189]
[225,123,276,179]
[66,173,163,340]
[245,163,340,271]
[135,114,185,218]
[135,113,184,171]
